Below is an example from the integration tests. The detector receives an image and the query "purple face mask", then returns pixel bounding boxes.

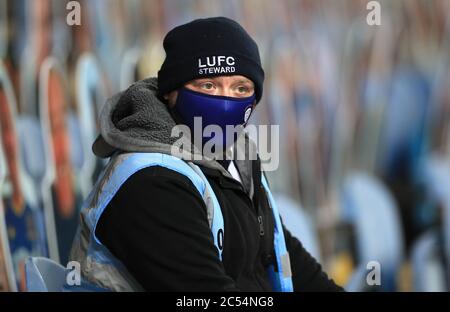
[174,87,255,153]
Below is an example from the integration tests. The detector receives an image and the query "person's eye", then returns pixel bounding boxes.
[200,82,215,90]
[235,85,253,94]
[237,86,249,93]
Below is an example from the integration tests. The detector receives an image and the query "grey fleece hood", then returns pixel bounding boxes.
[92,78,258,190]
[93,78,184,158]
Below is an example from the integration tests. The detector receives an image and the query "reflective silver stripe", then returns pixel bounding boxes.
[69,153,212,291]
[281,254,292,278]
[188,163,214,228]
[188,163,225,260]
[69,154,146,291]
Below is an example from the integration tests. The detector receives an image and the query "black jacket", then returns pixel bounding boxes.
[96,157,343,292]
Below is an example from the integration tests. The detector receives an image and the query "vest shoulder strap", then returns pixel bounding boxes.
[187,164,224,260]
[92,152,224,259]
[261,174,294,292]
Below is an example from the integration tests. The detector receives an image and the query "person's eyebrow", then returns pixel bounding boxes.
[235,79,254,86]
[191,78,215,83]
[230,78,252,84]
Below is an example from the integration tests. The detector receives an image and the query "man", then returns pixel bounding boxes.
[69,17,343,292]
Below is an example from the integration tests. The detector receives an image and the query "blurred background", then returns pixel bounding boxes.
[0,0,449,292]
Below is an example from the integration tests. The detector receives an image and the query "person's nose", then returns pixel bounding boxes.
[217,86,233,97]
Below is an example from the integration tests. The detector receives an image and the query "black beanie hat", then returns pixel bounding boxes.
[158,17,265,103]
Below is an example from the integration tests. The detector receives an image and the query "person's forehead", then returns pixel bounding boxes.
[189,75,254,84]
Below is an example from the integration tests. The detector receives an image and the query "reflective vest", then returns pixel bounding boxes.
[69,152,293,291]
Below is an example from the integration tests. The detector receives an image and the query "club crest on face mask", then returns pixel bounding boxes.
[173,87,255,157]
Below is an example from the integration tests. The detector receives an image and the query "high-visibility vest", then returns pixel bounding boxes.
[69,152,293,291]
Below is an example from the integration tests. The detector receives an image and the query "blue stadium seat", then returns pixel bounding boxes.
[16,116,47,182]
[16,116,50,259]
[419,155,450,207]
[380,68,431,180]
[341,171,404,291]
[345,264,371,292]
[25,257,67,292]
[67,113,85,172]
[25,256,111,292]
[120,47,142,90]
[417,154,450,286]
[74,53,108,191]
[274,193,321,262]
[411,230,447,292]
[0,136,18,292]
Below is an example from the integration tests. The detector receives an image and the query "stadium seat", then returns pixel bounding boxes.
[411,230,447,292]
[341,171,404,291]
[38,57,83,265]
[67,113,85,172]
[0,135,18,292]
[380,68,431,180]
[25,257,67,292]
[120,47,142,90]
[417,154,450,286]
[74,53,107,190]
[16,116,47,183]
[25,256,112,292]
[274,193,322,262]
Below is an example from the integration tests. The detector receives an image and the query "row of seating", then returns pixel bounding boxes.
[0,54,107,291]
[1,0,449,290]
[1,49,450,291]
[21,164,450,292]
